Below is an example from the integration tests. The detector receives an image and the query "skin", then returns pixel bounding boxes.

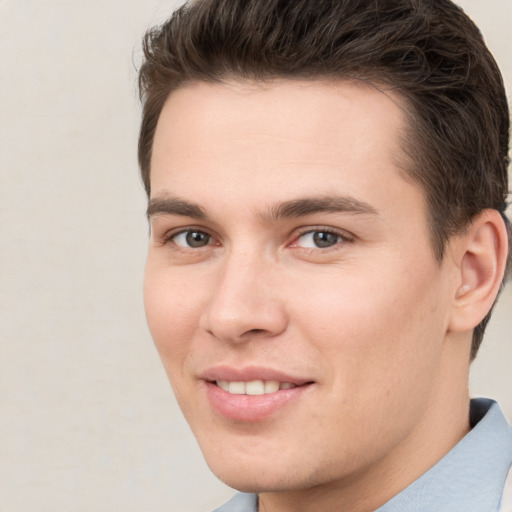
[144,79,493,512]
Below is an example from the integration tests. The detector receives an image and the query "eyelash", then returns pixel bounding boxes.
[161,226,352,252]
[162,228,216,249]
[291,227,353,251]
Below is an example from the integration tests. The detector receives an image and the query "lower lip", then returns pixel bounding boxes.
[205,382,311,422]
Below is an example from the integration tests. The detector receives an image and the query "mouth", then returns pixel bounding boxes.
[202,369,315,422]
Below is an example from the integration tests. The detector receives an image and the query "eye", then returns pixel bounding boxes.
[171,230,213,248]
[295,230,345,249]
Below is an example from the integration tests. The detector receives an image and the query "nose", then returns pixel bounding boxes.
[199,250,288,343]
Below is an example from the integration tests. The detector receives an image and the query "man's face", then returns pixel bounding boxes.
[144,80,459,494]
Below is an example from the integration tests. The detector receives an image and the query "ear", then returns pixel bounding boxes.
[448,209,509,333]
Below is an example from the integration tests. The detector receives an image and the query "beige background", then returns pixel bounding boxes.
[0,1,510,511]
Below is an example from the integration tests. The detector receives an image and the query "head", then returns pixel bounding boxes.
[138,0,510,505]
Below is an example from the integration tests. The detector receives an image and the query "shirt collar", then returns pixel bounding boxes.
[376,398,512,512]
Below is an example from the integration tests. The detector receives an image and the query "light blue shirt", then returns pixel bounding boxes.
[213,399,512,512]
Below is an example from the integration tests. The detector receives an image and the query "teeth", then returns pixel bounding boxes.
[244,380,263,395]
[228,381,246,394]
[216,379,297,395]
[217,380,229,392]
[264,380,280,393]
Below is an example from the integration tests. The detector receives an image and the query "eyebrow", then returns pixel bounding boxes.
[147,196,207,219]
[147,194,379,222]
[262,195,379,222]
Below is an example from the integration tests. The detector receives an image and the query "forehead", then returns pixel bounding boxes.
[150,79,424,225]
[152,79,409,167]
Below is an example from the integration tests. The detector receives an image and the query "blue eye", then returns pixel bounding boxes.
[172,230,212,248]
[297,230,343,249]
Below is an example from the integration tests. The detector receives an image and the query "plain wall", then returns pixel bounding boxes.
[0,1,510,511]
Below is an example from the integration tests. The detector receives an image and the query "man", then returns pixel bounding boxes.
[138,1,511,510]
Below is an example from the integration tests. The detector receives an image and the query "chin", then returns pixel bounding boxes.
[203,455,277,492]
[202,449,328,494]
[212,468,304,494]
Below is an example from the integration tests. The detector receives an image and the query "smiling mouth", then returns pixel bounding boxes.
[215,380,307,395]
[206,376,314,420]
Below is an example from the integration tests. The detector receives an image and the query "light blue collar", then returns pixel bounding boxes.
[377,398,512,512]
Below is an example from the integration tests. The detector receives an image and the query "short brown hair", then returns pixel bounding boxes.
[138,0,510,358]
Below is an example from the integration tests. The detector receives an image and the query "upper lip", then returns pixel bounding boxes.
[200,365,314,385]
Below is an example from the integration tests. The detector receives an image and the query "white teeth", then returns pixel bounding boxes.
[228,381,246,394]
[264,380,280,393]
[216,379,296,395]
[245,380,265,395]
[217,380,229,392]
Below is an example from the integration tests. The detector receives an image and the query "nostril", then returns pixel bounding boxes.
[245,328,266,336]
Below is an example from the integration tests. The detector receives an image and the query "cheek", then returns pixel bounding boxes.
[290,260,447,386]
[143,270,209,424]
[143,265,202,375]
[287,265,448,457]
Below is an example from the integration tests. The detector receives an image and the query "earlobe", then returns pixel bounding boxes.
[448,209,509,333]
